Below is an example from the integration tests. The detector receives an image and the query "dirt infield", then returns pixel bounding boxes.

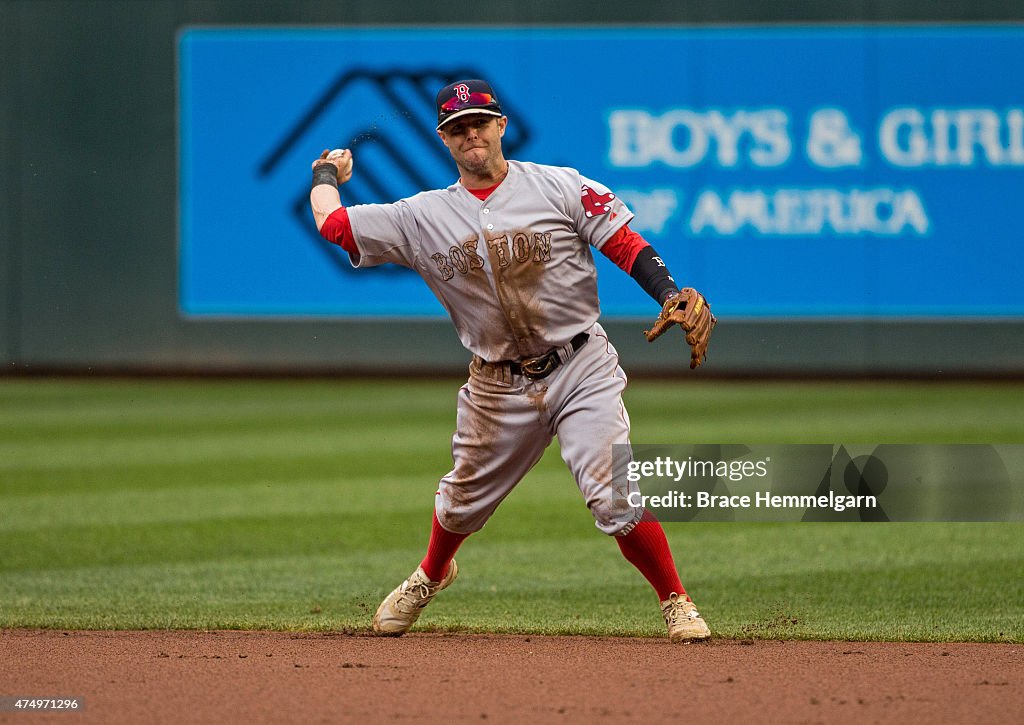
[1,630,1021,724]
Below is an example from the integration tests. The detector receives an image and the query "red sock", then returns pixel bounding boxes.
[616,511,687,602]
[419,511,469,582]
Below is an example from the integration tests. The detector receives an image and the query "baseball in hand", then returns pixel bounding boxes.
[329,149,353,184]
[314,148,353,184]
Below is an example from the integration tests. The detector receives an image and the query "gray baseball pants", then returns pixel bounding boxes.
[435,322,643,536]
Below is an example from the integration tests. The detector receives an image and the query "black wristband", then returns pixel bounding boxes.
[311,163,338,190]
[630,245,679,305]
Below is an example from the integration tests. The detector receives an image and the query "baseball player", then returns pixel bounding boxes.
[309,79,716,643]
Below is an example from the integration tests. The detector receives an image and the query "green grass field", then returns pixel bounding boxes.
[1,378,1022,642]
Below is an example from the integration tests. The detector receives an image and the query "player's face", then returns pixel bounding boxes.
[437,114,507,175]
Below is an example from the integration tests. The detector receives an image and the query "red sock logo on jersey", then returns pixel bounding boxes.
[581,184,616,218]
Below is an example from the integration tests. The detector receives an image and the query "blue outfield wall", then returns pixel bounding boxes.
[4,6,1024,375]
[181,27,1024,320]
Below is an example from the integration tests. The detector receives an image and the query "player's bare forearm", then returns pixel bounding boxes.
[309,149,353,231]
[311,184,342,231]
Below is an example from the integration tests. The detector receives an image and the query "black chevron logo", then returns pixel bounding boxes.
[259,68,531,277]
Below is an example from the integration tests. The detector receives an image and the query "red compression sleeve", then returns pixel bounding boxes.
[319,206,357,254]
[599,225,650,273]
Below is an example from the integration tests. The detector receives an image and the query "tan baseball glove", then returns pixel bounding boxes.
[644,288,717,369]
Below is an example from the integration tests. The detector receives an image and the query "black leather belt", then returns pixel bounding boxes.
[507,332,590,380]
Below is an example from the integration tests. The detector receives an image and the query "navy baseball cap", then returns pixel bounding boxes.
[436,79,503,130]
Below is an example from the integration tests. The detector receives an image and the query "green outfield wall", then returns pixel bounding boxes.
[3,1,1024,376]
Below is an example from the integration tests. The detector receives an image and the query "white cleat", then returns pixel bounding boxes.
[661,592,711,643]
[372,561,459,636]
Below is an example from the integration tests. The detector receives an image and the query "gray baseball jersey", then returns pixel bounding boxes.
[346,160,634,362]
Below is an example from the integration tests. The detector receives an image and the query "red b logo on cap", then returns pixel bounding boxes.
[453,84,471,102]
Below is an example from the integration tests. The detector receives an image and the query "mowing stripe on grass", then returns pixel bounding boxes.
[1,379,1021,640]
